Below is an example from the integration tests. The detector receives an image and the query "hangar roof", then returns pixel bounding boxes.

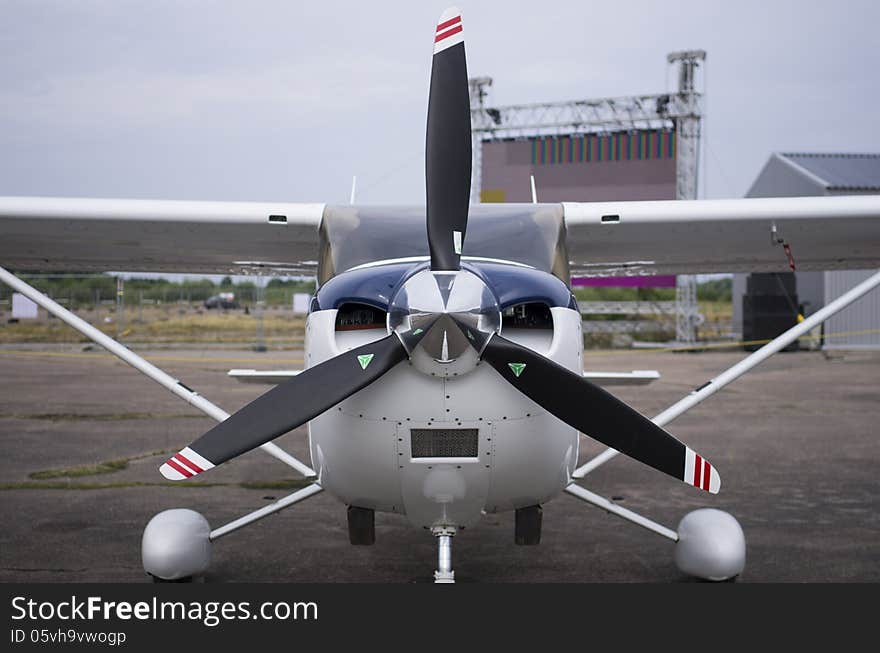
[779,153,880,191]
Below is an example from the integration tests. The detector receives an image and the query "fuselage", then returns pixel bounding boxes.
[305,260,583,529]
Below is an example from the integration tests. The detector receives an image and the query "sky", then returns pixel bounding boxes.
[1,0,879,206]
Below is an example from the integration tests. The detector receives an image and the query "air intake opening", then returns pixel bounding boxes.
[600,214,620,223]
[335,303,387,331]
[501,302,552,329]
[411,429,478,458]
[268,214,287,223]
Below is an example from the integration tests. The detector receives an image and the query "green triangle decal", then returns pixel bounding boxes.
[412,328,424,336]
[357,354,374,370]
[508,362,526,378]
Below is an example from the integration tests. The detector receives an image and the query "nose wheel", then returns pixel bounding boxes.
[432,527,456,584]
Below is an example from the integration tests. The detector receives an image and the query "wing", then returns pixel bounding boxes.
[5,195,880,277]
[563,196,880,276]
[0,196,324,275]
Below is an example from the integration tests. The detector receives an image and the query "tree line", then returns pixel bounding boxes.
[2,272,731,308]
[0,274,317,308]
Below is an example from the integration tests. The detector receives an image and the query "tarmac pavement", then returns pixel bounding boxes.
[1,345,878,582]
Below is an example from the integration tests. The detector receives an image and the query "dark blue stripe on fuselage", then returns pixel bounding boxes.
[312,261,576,312]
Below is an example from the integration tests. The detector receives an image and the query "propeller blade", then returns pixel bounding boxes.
[426,6,472,271]
[160,334,407,480]
[481,335,721,493]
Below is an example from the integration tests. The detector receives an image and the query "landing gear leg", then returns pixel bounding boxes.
[432,527,456,584]
[515,504,542,545]
[347,506,375,545]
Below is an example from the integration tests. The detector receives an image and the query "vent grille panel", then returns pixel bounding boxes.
[410,429,478,458]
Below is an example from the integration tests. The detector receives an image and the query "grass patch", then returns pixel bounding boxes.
[25,446,313,490]
[28,448,173,480]
[1,481,229,490]
[30,459,130,480]
[0,412,205,422]
[0,309,306,344]
[0,479,313,491]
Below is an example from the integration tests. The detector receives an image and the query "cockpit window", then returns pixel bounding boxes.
[318,204,569,285]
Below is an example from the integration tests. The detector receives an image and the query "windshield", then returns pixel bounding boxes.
[317,204,568,285]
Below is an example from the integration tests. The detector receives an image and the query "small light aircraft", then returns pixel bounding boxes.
[2,7,880,582]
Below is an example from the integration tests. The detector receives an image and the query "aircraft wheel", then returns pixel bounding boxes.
[142,509,212,581]
[674,509,745,581]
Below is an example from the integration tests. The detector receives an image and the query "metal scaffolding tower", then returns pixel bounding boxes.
[469,50,706,342]
[668,50,705,344]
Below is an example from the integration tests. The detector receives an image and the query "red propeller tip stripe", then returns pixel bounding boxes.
[165,457,193,478]
[436,15,461,32]
[435,25,463,44]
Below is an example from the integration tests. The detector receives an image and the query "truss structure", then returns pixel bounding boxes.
[470,51,706,342]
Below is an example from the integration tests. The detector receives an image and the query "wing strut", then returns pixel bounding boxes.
[0,265,316,478]
[572,268,880,479]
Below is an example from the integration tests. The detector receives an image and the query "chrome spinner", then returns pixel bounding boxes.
[388,268,502,377]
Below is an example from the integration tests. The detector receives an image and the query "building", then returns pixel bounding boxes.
[733,153,880,349]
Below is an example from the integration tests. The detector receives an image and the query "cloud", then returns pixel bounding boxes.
[1,0,879,202]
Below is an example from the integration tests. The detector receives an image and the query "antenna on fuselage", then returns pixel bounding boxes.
[530,174,538,203]
[349,175,357,204]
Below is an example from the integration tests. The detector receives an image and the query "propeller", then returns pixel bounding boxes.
[481,335,720,493]
[159,334,406,480]
[426,6,471,271]
[160,7,720,496]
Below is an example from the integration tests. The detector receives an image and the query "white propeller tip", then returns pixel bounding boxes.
[708,467,721,494]
[434,7,463,55]
[159,462,187,481]
[438,6,461,22]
